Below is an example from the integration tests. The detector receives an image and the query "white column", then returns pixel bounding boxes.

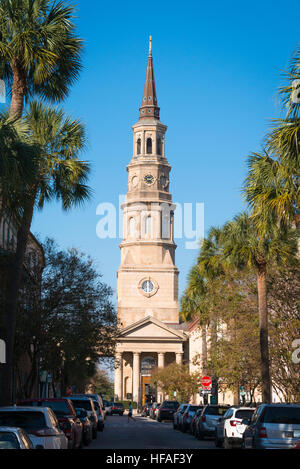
[132,352,140,404]
[158,352,165,369]
[176,352,183,365]
[114,352,123,401]
[157,353,165,403]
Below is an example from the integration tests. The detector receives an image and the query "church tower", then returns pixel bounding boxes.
[115,39,186,405]
[117,37,179,328]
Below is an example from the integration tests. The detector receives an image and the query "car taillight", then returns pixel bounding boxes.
[32,428,58,437]
[259,427,267,438]
[201,415,206,422]
[230,420,237,427]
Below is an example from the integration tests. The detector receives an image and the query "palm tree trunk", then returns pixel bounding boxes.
[10,61,26,119]
[0,195,36,405]
[201,325,208,374]
[257,264,271,403]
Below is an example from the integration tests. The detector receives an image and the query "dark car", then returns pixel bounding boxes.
[75,408,93,446]
[110,403,125,416]
[18,398,83,449]
[181,405,203,433]
[190,407,204,435]
[157,401,179,422]
[66,397,98,439]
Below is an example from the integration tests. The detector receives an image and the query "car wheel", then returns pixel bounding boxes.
[224,435,232,449]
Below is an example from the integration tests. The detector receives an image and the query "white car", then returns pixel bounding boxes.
[0,407,68,449]
[215,406,255,448]
[0,426,34,449]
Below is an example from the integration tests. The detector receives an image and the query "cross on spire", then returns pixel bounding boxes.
[139,36,160,120]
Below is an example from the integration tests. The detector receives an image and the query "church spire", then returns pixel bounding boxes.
[139,36,160,120]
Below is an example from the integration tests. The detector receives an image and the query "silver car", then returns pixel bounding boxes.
[0,407,68,449]
[173,404,188,430]
[243,404,300,449]
[0,427,34,449]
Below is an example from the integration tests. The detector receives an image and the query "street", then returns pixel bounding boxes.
[86,414,215,449]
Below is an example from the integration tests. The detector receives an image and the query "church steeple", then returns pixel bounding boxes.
[139,36,160,120]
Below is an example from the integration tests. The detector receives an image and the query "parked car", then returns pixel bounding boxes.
[173,403,188,429]
[18,398,83,449]
[157,401,179,422]
[196,404,230,439]
[104,401,113,416]
[0,407,68,449]
[215,406,255,448]
[141,403,152,417]
[293,438,300,449]
[242,404,300,449]
[181,405,203,433]
[66,397,98,439]
[103,400,112,417]
[190,407,204,435]
[110,403,125,416]
[0,427,34,449]
[75,408,93,446]
[150,403,161,419]
[71,394,105,431]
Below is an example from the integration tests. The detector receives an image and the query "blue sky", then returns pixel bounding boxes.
[28,0,300,303]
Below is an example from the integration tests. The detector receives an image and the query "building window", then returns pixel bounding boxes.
[157,138,162,155]
[129,217,135,237]
[145,216,152,236]
[137,138,141,155]
[146,138,152,154]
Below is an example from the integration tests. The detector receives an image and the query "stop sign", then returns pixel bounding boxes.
[201,376,212,388]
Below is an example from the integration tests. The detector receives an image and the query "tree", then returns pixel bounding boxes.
[244,149,299,232]
[15,238,118,398]
[221,212,298,403]
[0,0,83,118]
[88,368,114,400]
[151,363,201,404]
[268,263,300,402]
[1,103,90,405]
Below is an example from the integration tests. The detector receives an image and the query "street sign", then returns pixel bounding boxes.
[201,376,212,388]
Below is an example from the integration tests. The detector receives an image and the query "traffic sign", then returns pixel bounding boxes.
[201,376,212,388]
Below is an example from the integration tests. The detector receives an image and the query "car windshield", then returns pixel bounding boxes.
[162,402,179,409]
[0,432,20,449]
[38,401,72,416]
[0,411,46,430]
[235,409,254,420]
[69,400,92,411]
[205,406,229,416]
[263,407,300,424]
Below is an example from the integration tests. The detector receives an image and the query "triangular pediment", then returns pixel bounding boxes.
[120,316,187,341]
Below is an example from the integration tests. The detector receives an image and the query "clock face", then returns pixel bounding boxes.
[144,174,155,185]
[142,280,154,293]
[131,176,139,187]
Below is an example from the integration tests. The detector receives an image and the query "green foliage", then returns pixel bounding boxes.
[151,363,201,403]
[15,238,119,397]
[0,0,83,106]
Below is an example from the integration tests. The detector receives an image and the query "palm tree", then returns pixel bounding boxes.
[244,150,299,231]
[221,212,298,403]
[0,0,83,118]
[0,102,91,405]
